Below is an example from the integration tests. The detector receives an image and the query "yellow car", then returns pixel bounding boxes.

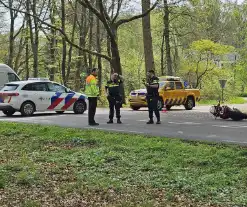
[129,76,200,111]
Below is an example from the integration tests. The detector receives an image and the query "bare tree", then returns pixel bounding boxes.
[61,0,67,84]
[141,0,155,73]
[79,0,159,74]
[161,0,173,75]
[96,0,102,92]
[6,0,22,69]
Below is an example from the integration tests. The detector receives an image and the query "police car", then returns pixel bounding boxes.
[0,78,88,116]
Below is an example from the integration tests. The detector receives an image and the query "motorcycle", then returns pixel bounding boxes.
[210,101,247,121]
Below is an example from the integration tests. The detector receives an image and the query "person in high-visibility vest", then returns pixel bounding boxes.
[85,68,99,126]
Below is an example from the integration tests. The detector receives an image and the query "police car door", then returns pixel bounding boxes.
[22,82,50,111]
[46,82,72,111]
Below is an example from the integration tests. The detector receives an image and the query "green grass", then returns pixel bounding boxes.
[1,123,247,206]
[198,97,247,105]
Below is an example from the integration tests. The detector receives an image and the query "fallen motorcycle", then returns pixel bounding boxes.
[210,101,247,121]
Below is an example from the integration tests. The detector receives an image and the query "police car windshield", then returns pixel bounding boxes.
[1,84,19,91]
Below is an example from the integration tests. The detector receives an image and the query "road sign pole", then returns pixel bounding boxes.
[222,88,224,103]
[219,79,227,103]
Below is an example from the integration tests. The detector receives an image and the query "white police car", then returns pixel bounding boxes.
[0,78,88,116]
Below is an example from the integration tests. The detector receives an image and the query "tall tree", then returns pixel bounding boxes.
[61,0,67,85]
[141,0,155,73]
[80,0,158,74]
[27,0,39,77]
[49,0,58,81]
[162,0,172,75]
[7,0,22,69]
[96,0,102,92]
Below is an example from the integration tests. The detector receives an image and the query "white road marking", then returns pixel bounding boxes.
[207,135,218,138]
[178,131,184,134]
[213,125,247,129]
[168,121,201,125]
[84,127,145,134]
[222,140,247,144]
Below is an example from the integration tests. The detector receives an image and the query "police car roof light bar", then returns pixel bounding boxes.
[28,78,50,81]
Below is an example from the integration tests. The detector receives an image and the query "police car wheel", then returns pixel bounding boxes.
[73,100,85,114]
[20,102,35,116]
[2,110,15,116]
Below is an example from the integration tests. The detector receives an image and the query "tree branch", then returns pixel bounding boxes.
[112,0,122,23]
[99,0,111,22]
[13,21,24,39]
[115,0,159,27]
[80,0,116,44]
[0,0,111,62]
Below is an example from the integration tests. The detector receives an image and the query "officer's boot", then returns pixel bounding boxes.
[107,119,113,124]
[146,119,154,124]
[117,118,122,124]
[156,111,161,124]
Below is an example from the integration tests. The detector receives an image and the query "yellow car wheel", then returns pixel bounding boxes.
[166,105,172,110]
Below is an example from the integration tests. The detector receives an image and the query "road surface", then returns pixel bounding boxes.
[1,105,247,145]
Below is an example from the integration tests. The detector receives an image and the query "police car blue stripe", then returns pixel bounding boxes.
[51,92,62,103]
[0,97,3,103]
[65,93,75,104]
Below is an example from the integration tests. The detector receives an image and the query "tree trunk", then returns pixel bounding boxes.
[173,33,179,75]
[110,26,122,75]
[25,15,29,80]
[27,0,39,77]
[163,0,172,75]
[33,0,39,77]
[141,0,155,73]
[25,41,29,80]
[75,6,88,91]
[96,0,102,93]
[49,0,57,81]
[27,0,34,77]
[110,26,125,103]
[8,0,14,69]
[161,27,165,75]
[66,0,78,85]
[14,33,24,72]
[61,0,67,85]
[88,8,93,68]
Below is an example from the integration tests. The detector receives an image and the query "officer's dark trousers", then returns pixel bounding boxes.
[107,96,121,120]
[147,96,160,121]
[88,97,97,124]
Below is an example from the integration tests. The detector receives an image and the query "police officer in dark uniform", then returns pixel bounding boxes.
[144,70,161,124]
[105,73,124,124]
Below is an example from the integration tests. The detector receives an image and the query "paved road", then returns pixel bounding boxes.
[1,105,247,145]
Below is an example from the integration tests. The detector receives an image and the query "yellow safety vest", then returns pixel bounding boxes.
[85,75,99,97]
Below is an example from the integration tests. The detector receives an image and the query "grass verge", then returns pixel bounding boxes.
[0,122,247,206]
[198,97,246,105]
